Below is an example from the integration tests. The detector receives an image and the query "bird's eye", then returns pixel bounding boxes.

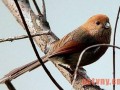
[96,21,100,25]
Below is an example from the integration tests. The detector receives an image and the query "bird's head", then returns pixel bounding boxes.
[82,14,111,43]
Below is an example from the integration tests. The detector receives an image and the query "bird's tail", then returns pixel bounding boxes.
[27,55,49,71]
[2,55,49,80]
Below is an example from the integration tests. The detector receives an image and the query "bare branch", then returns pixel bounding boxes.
[42,0,46,20]
[5,81,16,90]
[2,0,58,53]
[0,31,50,43]
[1,0,105,90]
[14,0,63,89]
[112,6,120,90]
[32,0,42,16]
[72,44,120,88]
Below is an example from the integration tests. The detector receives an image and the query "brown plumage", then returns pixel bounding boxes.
[47,14,111,68]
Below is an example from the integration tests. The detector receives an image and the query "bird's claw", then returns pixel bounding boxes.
[58,64,74,74]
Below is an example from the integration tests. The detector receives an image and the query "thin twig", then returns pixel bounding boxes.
[32,0,42,16]
[42,0,46,20]
[32,0,46,20]
[5,80,16,90]
[113,6,120,90]
[72,44,120,88]
[14,0,63,89]
[0,31,50,43]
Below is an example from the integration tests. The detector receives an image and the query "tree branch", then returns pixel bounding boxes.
[32,0,42,16]
[42,0,46,20]
[0,31,50,43]
[112,6,120,90]
[14,0,63,89]
[1,0,109,90]
[72,44,120,88]
[5,80,16,90]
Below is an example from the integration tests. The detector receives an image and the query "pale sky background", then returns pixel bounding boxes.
[0,0,120,90]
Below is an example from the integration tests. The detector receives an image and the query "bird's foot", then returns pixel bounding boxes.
[58,64,74,74]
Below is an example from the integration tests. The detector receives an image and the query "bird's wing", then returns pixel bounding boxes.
[48,29,90,57]
[49,40,82,57]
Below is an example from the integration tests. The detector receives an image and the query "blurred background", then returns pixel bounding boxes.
[0,0,120,90]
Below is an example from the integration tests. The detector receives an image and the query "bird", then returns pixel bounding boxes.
[45,14,111,69]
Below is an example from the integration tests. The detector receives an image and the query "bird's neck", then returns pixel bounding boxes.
[80,25,111,44]
[93,30,111,44]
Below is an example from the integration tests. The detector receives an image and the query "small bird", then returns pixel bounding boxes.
[46,14,111,69]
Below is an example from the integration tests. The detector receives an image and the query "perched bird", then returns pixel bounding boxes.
[46,14,111,69]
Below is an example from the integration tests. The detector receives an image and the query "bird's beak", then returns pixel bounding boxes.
[104,22,110,29]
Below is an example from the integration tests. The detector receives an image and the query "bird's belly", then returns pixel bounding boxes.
[79,51,98,66]
[66,50,101,67]
[49,47,106,67]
